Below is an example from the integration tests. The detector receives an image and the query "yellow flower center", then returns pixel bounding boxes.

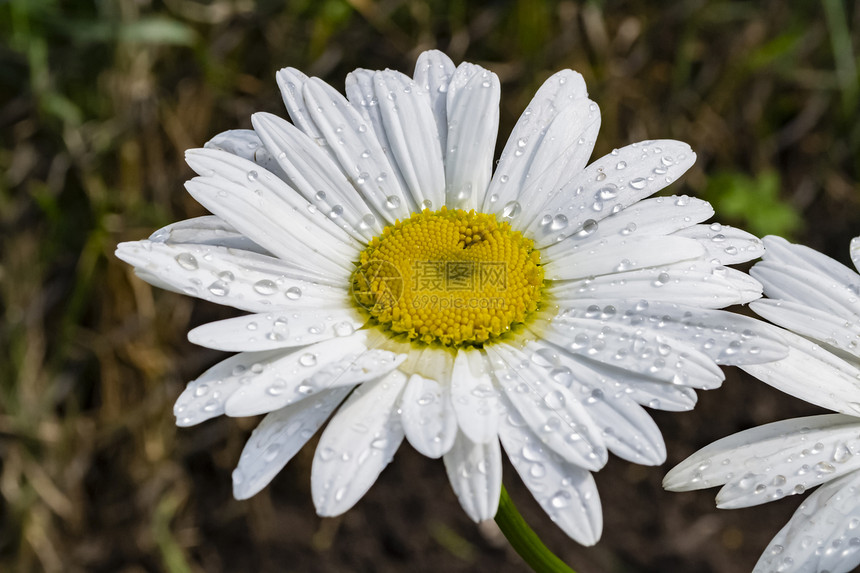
[351,207,544,347]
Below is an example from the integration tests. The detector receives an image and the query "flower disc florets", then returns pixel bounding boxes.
[351,207,544,347]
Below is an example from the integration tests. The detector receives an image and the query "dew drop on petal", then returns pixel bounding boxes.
[253,279,278,295]
[286,287,302,300]
[208,280,230,296]
[334,322,355,337]
[175,252,199,270]
[299,353,318,367]
[501,201,521,219]
[629,177,647,190]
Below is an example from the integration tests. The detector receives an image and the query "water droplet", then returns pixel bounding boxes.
[247,170,258,182]
[577,219,598,237]
[550,491,571,508]
[653,272,670,287]
[385,195,401,209]
[286,287,302,300]
[598,185,618,200]
[615,161,627,170]
[254,279,278,295]
[263,444,281,462]
[208,280,230,296]
[501,201,521,219]
[175,252,199,270]
[334,322,355,337]
[550,214,568,231]
[629,177,647,190]
[299,353,318,367]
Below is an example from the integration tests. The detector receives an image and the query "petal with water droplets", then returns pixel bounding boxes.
[741,328,860,416]
[232,386,352,500]
[498,399,603,545]
[400,374,457,458]
[224,334,405,417]
[752,470,860,573]
[673,223,764,265]
[528,140,696,248]
[443,431,502,522]
[148,215,269,254]
[413,50,456,156]
[311,371,408,516]
[486,344,607,471]
[187,305,365,352]
[543,236,705,280]
[303,77,411,223]
[664,414,860,509]
[204,128,289,181]
[115,241,346,312]
[450,348,500,444]
[251,111,383,242]
[444,62,499,210]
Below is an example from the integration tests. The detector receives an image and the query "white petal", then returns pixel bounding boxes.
[175,338,403,426]
[498,400,603,545]
[663,414,860,509]
[232,386,352,500]
[311,371,408,516]
[204,128,289,181]
[148,215,268,254]
[444,62,500,210]
[224,334,404,417]
[527,140,696,248]
[400,374,457,458]
[851,236,860,274]
[450,348,500,444]
[741,328,860,416]
[753,470,860,573]
[554,299,787,366]
[115,240,346,312]
[763,235,860,288]
[184,149,357,271]
[752,260,860,320]
[275,67,325,141]
[251,112,383,242]
[548,260,763,309]
[542,195,714,263]
[187,306,365,352]
[371,70,446,211]
[673,223,764,265]
[507,98,601,229]
[303,77,412,223]
[413,50,456,156]
[539,313,725,389]
[482,69,594,216]
[543,236,705,280]
[345,68,418,214]
[752,299,860,357]
[443,431,502,522]
[486,344,607,471]
[173,348,283,426]
[561,352,699,412]
[522,340,667,465]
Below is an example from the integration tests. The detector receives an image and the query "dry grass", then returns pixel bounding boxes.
[1,1,859,571]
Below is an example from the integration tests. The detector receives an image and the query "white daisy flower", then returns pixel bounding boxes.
[664,235,860,573]
[116,50,784,546]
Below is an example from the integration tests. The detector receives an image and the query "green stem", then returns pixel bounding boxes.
[494,485,576,573]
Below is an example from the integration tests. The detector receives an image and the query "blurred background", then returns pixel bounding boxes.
[2,0,859,571]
